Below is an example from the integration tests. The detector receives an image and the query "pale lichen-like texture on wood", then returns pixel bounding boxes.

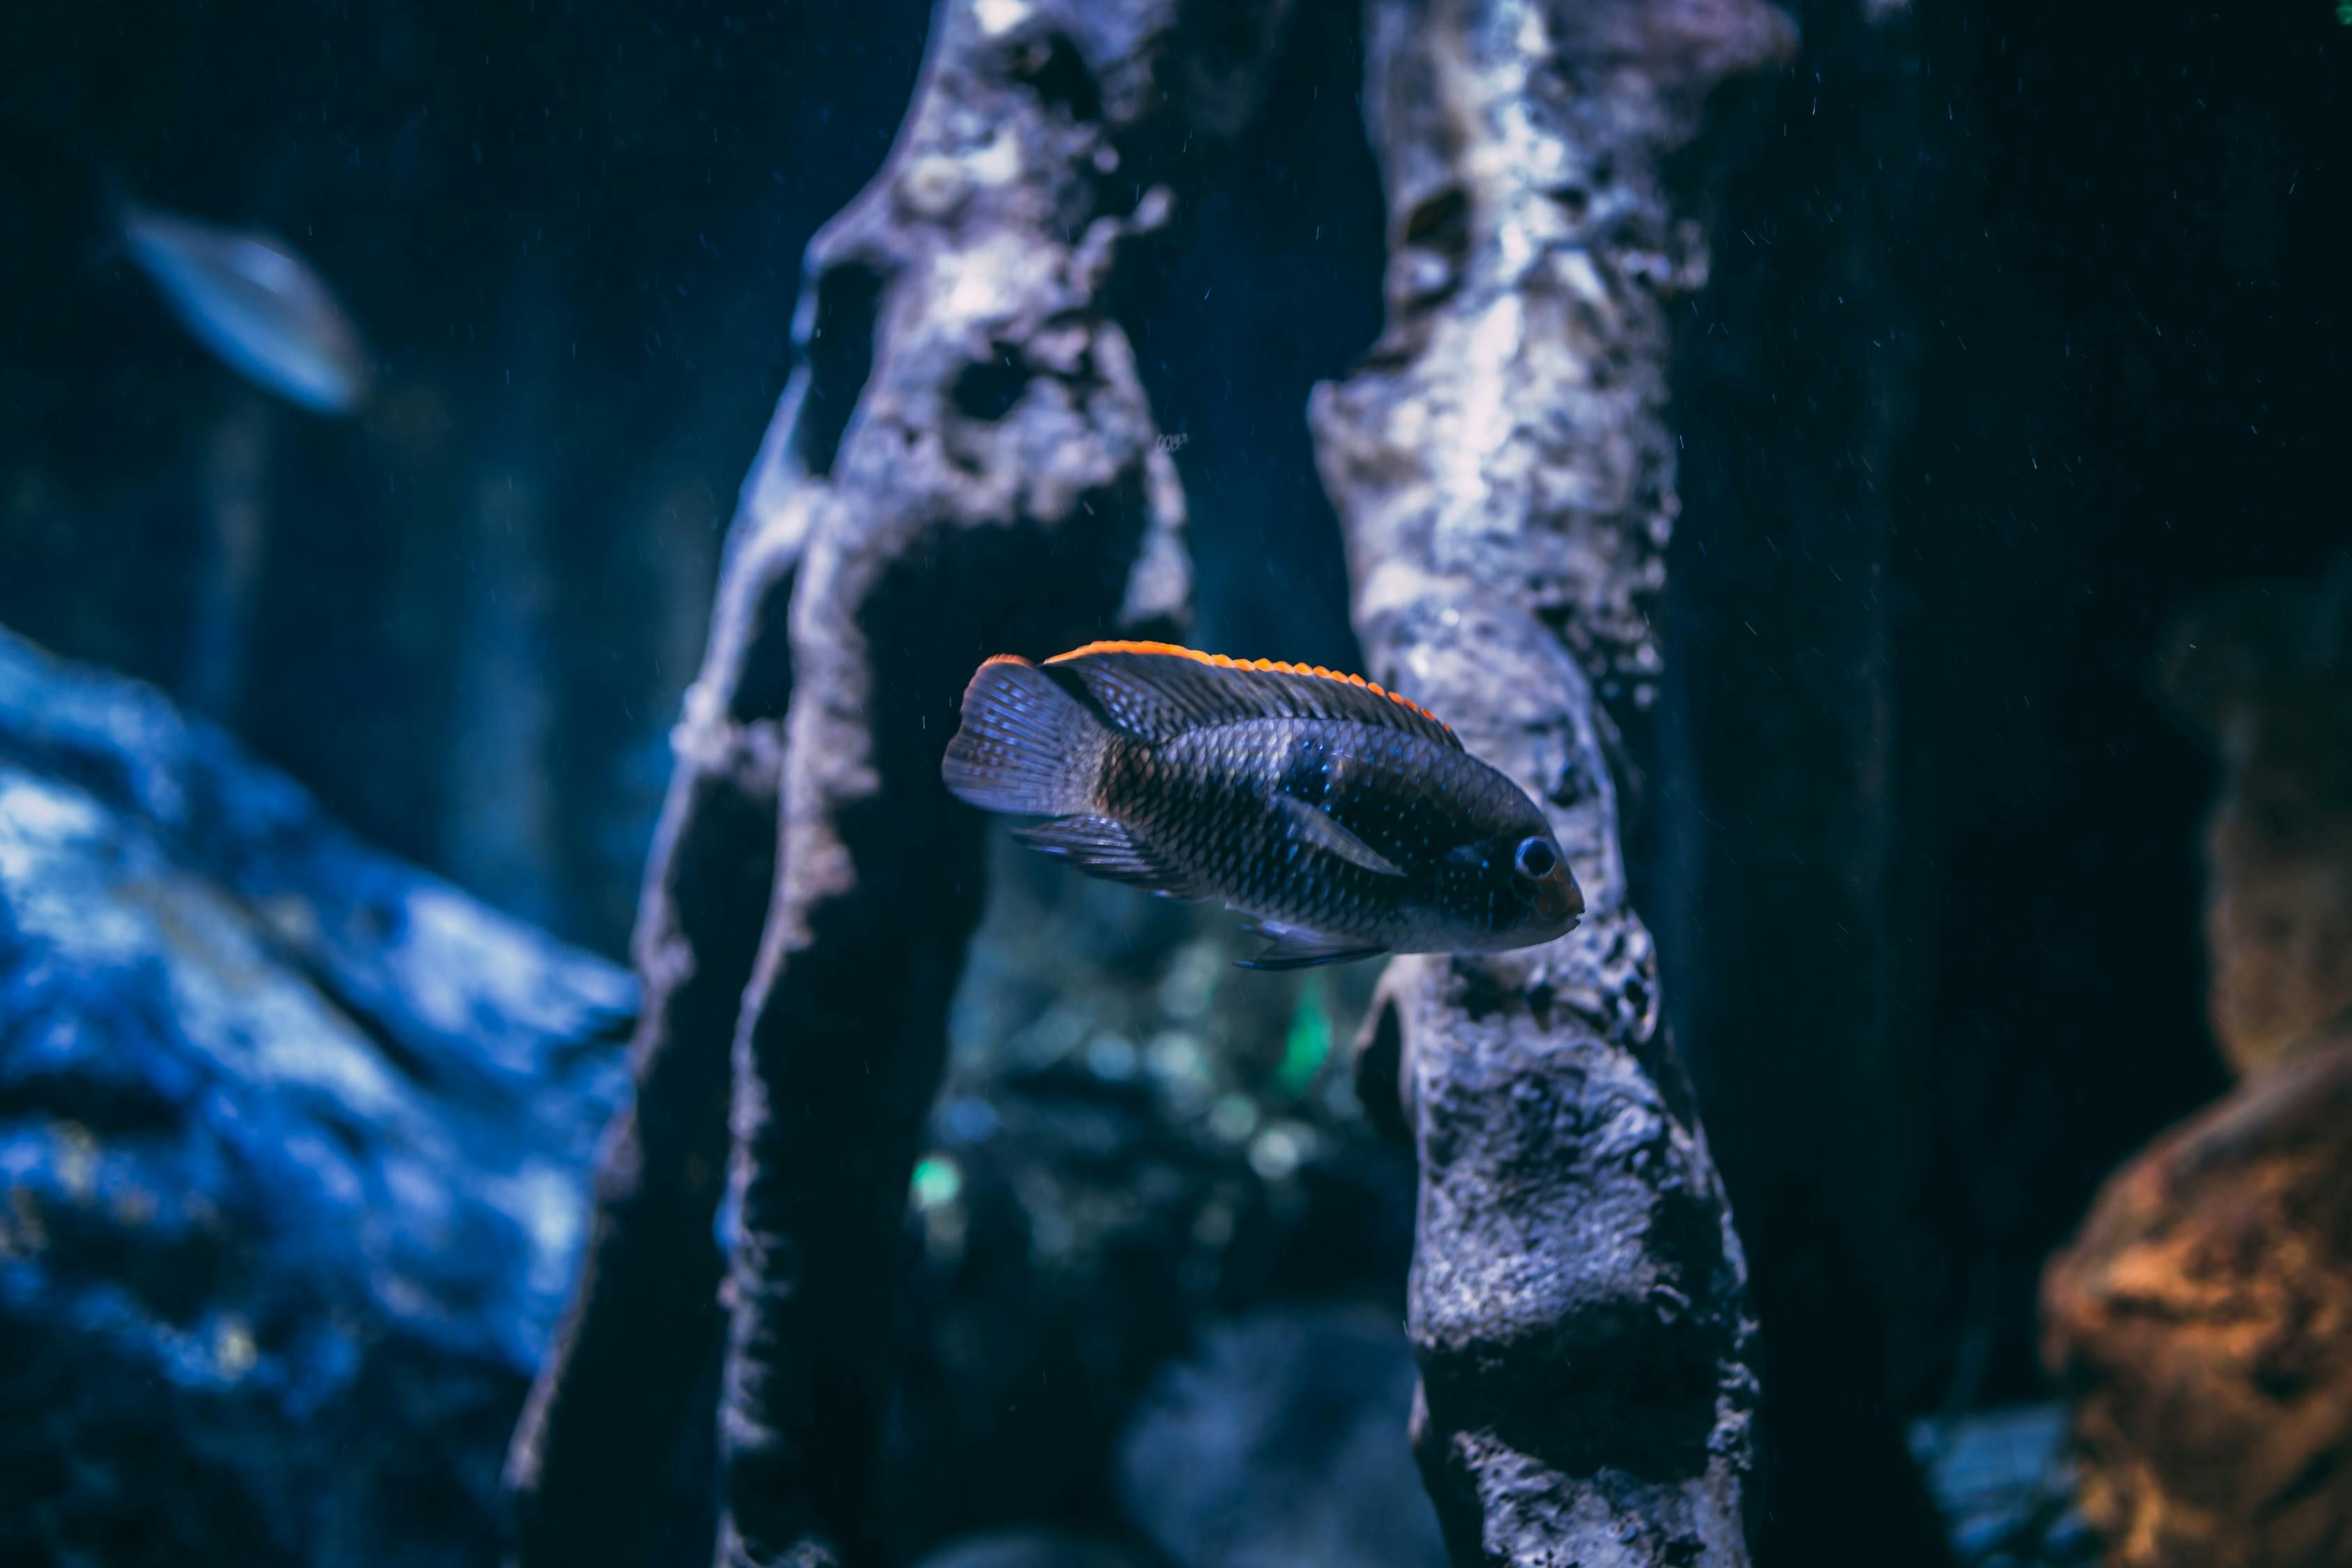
[1309,0,1793,1563]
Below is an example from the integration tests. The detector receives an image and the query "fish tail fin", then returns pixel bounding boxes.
[942,655,1109,817]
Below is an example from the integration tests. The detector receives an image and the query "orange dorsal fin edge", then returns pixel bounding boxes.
[1043,639,1452,732]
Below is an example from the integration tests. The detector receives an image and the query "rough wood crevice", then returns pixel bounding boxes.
[503,411,822,1568]
[1312,0,1793,1562]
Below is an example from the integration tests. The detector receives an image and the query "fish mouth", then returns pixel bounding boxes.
[1535,868,1585,930]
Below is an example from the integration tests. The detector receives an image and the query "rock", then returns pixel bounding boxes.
[2043,554,2352,1568]
[0,624,633,1568]
[1114,1303,1446,1568]
[1905,1402,2098,1565]
[2041,1025,2352,1568]
[0,617,1429,1567]
[2155,549,2352,1079]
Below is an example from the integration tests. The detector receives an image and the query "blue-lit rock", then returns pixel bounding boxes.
[0,625,633,1568]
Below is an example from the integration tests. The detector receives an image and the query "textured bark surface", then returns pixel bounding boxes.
[503,478,813,1567]
[1308,1,1793,1562]
[698,4,1293,1565]
[2155,551,2352,1081]
[2041,1025,2352,1568]
[506,3,1305,1560]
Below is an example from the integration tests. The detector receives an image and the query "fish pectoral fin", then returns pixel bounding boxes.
[1233,917,1388,972]
[1012,815,1204,899]
[1275,795,1406,878]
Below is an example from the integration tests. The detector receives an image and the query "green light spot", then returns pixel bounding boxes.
[1275,974,1333,1096]
[910,1155,962,1210]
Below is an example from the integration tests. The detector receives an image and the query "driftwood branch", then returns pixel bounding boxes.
[1309,0,1794,1562]
[503,374,821,1567]
[510,3,1297,1567]
[712,1,1305,1549]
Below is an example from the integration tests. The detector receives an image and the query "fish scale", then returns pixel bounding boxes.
[942,642,1584,970]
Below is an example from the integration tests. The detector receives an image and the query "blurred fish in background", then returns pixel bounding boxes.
[114,194,373,415]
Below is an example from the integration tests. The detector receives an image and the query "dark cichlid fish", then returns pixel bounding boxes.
[941,640,1584,969]
[117,197,374,415]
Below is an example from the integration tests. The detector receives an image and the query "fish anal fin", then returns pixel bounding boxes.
[1235,948,1387,972]
[1012,815,1202,899]
[1233,917,1388,972]
[1275,794,1405,877]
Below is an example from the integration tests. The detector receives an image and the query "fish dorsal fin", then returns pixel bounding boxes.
[1043,641,1461,750]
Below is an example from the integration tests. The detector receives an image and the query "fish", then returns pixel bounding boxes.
[941,640,1585,970]
[116,197,374,415]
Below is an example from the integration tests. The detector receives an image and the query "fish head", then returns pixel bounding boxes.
[1512,830,1585,934]
[1431,822,1585,951]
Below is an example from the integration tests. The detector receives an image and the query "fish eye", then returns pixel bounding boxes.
[1512,837,1558,879]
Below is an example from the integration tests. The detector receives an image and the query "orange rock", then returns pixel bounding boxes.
[2155,552,2352,1078]
[2042,1028,2352,1567]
